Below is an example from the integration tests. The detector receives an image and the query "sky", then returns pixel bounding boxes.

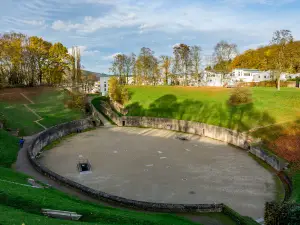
[1,0,300,73]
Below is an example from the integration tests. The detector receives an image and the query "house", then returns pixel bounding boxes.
[252,71,272,82]
[203,71,223,87]
[231,69,261,82]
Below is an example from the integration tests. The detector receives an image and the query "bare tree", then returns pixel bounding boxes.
[213,41,238,84]
[270,29,293,91]
[173,43,191,86]
[190,45,202,86]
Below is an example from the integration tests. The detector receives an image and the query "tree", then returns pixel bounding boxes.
[190,45,202,86]
[124,53,135,84]
[0,32,70,87]
[213,40,238,84]
[28,36,52,84]
[270,29,293,91]
[173,43,191,86]
[160,55,172,85]
[48,42,69,85]
[205,65,213,71]
[108,76,129,104]
[136,47,158,85]
[109,54,127,84]
[133,57,143,85]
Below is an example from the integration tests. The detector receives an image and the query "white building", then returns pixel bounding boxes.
[231,69,261,82]
[252,71,272,82]
[99,75,110,96]
[98,75,136,96]
[203,71,223,87]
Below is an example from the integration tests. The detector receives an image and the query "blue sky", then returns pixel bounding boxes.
[1,0,299,73]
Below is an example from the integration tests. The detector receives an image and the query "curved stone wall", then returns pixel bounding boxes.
[26,118,223,213]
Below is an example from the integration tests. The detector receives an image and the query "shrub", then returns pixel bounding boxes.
[64,91,87,110]
[265,202,300,225]
[228,87,253,106]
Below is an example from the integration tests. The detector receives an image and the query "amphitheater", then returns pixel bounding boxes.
[37,125,281,219]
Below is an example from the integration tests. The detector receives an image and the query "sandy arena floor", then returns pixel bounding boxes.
[38,127,280,219]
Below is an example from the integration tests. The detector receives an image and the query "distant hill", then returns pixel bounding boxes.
[82,70,110,78]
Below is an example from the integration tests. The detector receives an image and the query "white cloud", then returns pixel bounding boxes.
[68,46,100,56]
[22,19,45,26]
[52,20,81,31]
[102,52,122,60]
[223,0,296,6]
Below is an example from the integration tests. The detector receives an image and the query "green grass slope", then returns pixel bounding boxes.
[30,90,83,129]
[0,129,19,167]
[126,86,300,131]
[0,88,83,136]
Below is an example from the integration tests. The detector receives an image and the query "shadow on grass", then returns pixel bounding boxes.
[125,94,276,132]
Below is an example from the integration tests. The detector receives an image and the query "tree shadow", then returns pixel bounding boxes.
[125,94,277,133]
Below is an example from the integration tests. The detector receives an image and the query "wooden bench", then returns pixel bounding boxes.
[41,209,82,221]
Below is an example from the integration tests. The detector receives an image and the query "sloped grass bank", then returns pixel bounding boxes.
[126,86,300,132]
[0,129,19,167]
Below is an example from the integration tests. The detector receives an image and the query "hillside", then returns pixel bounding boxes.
[82,70,110,79]
[231,41,300,73]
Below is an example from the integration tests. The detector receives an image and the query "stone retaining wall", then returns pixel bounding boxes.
[27,118,224,213]
[110,100,128,115]
[29,119,94,158]
[249,147,286,171]
[99,100,286,171]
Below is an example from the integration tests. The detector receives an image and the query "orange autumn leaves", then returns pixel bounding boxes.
[268,124,300,169]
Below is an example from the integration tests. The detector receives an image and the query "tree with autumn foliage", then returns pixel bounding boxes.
[0,32,71,87]
[231,30,299,90]
[173,43,191,86]
[160,55,172,85]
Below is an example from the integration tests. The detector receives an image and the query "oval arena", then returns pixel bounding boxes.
[38,126,280,219]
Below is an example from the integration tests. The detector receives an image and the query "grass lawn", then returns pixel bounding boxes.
[0,177,198,225]
[126,86,300,132]
[0,129,19,167]
[0,101,42,135]
[0,204,104,225]
[0,88,83,135]
[30,90,83,129]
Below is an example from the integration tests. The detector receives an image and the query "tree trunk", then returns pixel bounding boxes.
[165,73,168,85]
[277,77,280,91]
